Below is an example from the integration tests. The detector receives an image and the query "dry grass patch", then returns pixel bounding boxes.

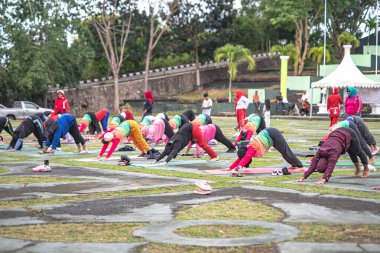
[293,223,380,243]
[0,223,145,242]
[176,198,283,222]
[175,224,269,238]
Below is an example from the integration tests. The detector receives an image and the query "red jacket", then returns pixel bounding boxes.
[327,88,343,110]
[53,95,70,115]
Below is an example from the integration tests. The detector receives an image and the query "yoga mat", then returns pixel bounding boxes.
[202,167,306,175]
[77,155,148,162]
[28,150,100,157]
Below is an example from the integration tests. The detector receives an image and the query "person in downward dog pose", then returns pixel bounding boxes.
[8,115,44,150]
[0,116,14,143]
[168,110,195,131]
[330,120,375,164]
[43,114,87,154]
[346,116,378,155]
[153,122,219,164]
[141,117,174,144]
[234,114,266,146]
[227,127,304,177]
[78,109,110,135]
[184,123,236,156]
[191,114,213,127]
[297,127,369,184]
[97,120,150,160]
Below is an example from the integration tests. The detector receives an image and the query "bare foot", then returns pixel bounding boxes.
[361,169,369,178]
[368,157,375,164]
[353,167,362,178]
[371,186,380,190]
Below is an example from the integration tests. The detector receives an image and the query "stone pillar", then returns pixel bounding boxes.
[280,56,289,98]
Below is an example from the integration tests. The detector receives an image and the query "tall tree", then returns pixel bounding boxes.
[142,0,180,91]
[327,0,375,59]
[0,0,81,105]
[214,44,256,103]
[364,16,376,54]
[264,0,323,75]
[83,0,134,112]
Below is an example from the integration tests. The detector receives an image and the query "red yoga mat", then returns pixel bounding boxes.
[202,167,306,175]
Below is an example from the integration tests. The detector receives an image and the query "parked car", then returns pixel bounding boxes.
[0,104,6,109]
[0,101,53,120]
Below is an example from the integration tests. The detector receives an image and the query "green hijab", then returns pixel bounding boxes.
[347,86,357,98]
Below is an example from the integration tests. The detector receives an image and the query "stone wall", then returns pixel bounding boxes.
[47,56,277,116]
[47,66,229,116]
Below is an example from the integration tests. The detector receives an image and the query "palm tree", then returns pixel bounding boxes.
[308,46,331,76]
[269,44,299,75]
[214,44,256,103]
[365,17,376,54]
[337,31,360,48]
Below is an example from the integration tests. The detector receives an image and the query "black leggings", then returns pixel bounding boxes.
[69,119,85,145]
[214,125,235,150]
[163,119,174,139]
[266,128,303,168]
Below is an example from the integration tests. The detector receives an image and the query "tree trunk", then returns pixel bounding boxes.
[294,21,302,76]
[298,18,310,75]
[113,74,119,113]
[228,78,232,103]
[195,47,200,86]
[144,48,151,91]
[332,30,342,60]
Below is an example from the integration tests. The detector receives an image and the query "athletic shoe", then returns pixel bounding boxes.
[272,169,279,176]
[56,147,62,151]
[195,181,212,191]
[368,165,377,172]
[32,165,52,172]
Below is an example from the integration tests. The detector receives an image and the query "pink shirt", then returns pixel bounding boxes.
[187,124,216,153]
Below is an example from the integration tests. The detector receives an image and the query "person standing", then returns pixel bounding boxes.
[345,86,363,117]
[327,87,343,127]
[200,93,213,116]
[263,99,271,127]
[52,90,70,116]
[320,87,327,104]
[143,91,154,119]
[252,90,260,112]
[235,90,250,131]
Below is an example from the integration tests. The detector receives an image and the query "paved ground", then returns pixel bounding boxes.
[0,118,379,252]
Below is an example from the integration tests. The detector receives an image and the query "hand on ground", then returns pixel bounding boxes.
[314,178,327,184]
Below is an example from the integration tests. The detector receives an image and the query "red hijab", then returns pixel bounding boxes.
[123,110,134,120]
[234,90,246,110]
[332,87,339,94]
[144,91,154,105]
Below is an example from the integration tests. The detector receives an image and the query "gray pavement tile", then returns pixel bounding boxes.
[278,242,380,253]
[133,220,299,247]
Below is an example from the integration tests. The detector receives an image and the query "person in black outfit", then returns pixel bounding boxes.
[347,116,378,154]
[143,90,154,118]
[0,116,13,137]
[8,115,44,150]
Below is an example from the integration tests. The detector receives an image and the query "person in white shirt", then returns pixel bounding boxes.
[301,90,309,103]
[201,93,213,116]
[234,90,250,131]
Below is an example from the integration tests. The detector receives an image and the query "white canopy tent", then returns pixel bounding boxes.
[310,45,380,115]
